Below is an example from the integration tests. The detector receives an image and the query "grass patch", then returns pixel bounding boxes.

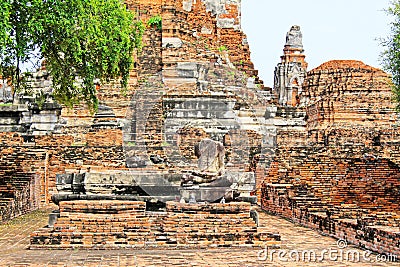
[0,209,50,228]
[0,103,12,107]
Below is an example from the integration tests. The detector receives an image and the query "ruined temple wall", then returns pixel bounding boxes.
[123,0,267,158]
[261,142,400,257]
[126,0,162,20]
[274,60,398,152]
[264,128,400,212]
[126,0,257,76]
[128,65,268,174]
[262,60,400,216]
[0,129,130,213]
[160,0,260,79]
[0,133,45,219]
[265,151,400,210]
[261,188,400,257]
[304,60,396,130]
[302,60,400,164]
[0,54,141,211]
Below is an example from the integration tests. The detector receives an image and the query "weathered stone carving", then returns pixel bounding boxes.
[202,0,241,30]
[182,138,225,185]
[162,37,183,48]
[196,138,225,175]
[285,25,303,48]
[0,79,12,103]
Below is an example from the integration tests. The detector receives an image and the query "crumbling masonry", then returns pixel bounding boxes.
[0,0,398,255]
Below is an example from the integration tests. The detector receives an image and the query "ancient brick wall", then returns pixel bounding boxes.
[161,0,259,78]
[261,60,400,257]
[263,132,400,215]
[0,173,40,221]
[261,186,400,257]
[304,60,395,130]
[0,48,137,213]
[0,129,129,214]
[263,152,400,211]
[0,133,43,220]
[30,200,280,249]
[263,60,400,209]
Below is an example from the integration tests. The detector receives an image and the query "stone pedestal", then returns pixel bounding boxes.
[55,170,257,204]
[180,186,229,203]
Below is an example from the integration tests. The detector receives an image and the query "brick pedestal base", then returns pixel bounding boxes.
[30,200,280,249]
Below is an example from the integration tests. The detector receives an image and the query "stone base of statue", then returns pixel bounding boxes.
[30,200,280,249]
[180,171,256,203]
[52,168,257,205]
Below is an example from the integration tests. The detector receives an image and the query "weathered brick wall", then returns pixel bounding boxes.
[0,40,138,212]
[261,60,400,257]
[126,0,162,21]
[127,62,267,172]
[263,152,400,211]
[30,200,280,249]
[0,173,40,221]
[161,0,260,79]
[118,0,270,178]
[263,60,400,210]
[304,60,395,130]
[0,129,128,212]
[0,133,47,216]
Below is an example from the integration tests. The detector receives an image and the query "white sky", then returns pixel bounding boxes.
[241,0,392,86]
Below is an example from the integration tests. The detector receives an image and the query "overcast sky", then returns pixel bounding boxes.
[241,0,392,86]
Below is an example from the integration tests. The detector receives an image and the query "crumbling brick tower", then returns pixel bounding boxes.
[121,0,274,202]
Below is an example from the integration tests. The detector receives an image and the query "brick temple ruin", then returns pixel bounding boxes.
[0,0,398,256]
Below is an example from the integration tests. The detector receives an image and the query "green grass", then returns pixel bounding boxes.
[0,103,12,107]
[0,209,50,227]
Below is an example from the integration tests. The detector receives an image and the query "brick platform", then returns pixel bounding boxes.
[261,185,400,258]
[30,200,280,249]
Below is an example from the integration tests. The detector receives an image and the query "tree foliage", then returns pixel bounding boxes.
[0,0,144,110]
[0,0,37,94]
[381,0,400,111]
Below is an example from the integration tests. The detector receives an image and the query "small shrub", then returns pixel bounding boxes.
[148,15,162,30]
[218,45,228,52]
